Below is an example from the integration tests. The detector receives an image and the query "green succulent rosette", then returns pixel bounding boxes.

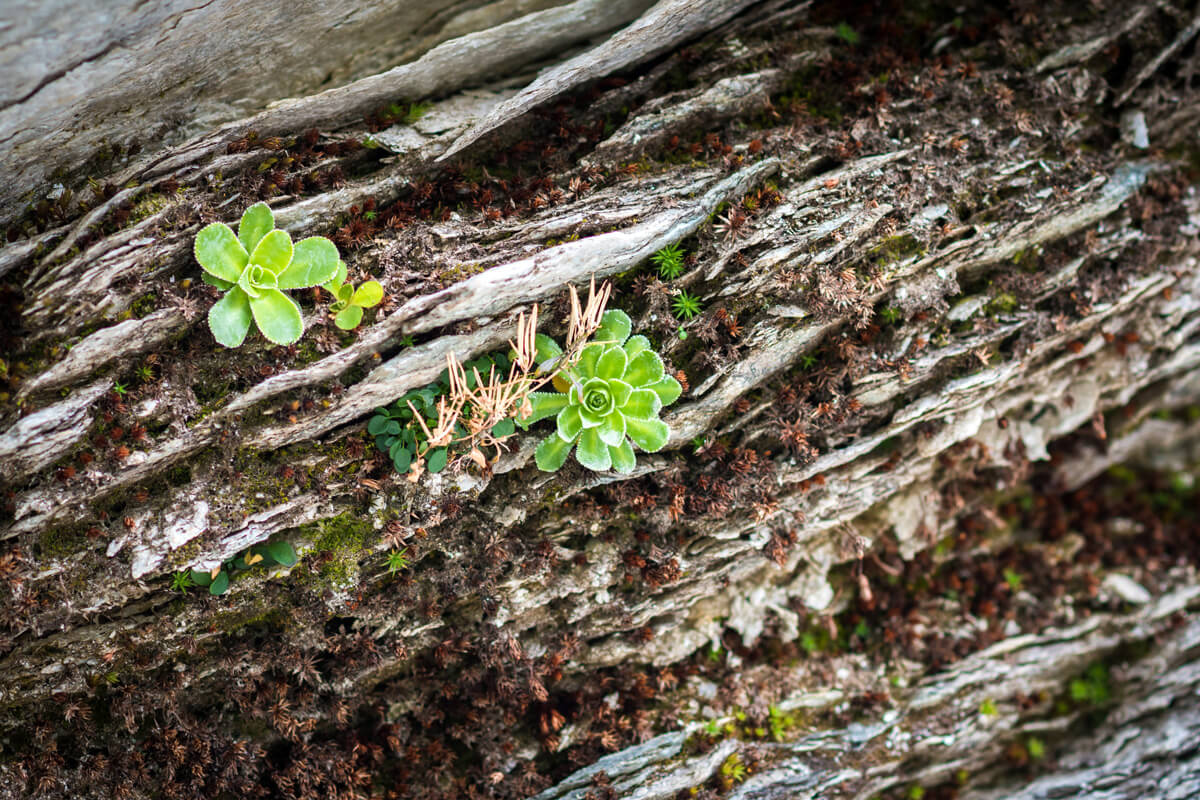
[194,202,340,347]
[518,309,682,473]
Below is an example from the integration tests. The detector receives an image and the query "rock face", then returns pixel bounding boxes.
[1,1,1199,799]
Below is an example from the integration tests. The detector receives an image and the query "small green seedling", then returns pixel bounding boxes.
[386,549,410,575]
[194,202,339,347]
[323,260,384,330]
[651,242,686,280]
[171,571,194,594]
[672,291,703,320]
[835,22,860,45]
[517,309,681,473]
[187,540,298,596]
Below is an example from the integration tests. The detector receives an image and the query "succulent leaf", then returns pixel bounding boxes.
[334,304,364,330]
[575,428,612,471]
[195,222,248,283]
[557,404,584,442]
[594,309,632,346]
[278,236,338,289]
[249,288,304,345]
[353,281,384,307]
[624,415,669,452]
[250,229,293,274]
[208,286,254,348]
[518,391,569,428]
[238,202,274,253]
[610,439,637,473]
[535,433,572,471]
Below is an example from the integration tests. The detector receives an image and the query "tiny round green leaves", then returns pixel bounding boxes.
[519,309,681,474]
[194,202,340,347]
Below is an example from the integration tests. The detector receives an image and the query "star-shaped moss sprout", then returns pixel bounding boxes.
[194,202,340,347]
[517,310,682,473]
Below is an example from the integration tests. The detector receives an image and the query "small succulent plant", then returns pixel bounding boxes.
[185,540,298,596]
[194,202,339,347]
[518,310,681,473]
[323,260,384,330]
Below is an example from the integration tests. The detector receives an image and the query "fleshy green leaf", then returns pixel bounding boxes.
[535,433,572,472]
[535,333,563,365]
[644,375,683,407]
[250,229,293,274]
[610,439,637,473]
[393,447,412,473]
[249,288,304,345]
[334,304,364,330]
[557,404,583,442]
[625,416,669,452]
[209,571,230,595]
[577,343,603,379]
[491,418,516,437]
[596,346,628,381]
[353,281,384,308]
[426,447,448,473]
[278,236,339,289]
[608,379,632,407]
[208,286,254,348]
[368,416,388,436]
[623,388,662,420]
[190,569,213,587]
[324,259,349,293]
[624,350,665,387]
[594,309,632,347]
[599,412,626,446]
[194,222,248,283]
[517,392,569,428]
[624,334,652,358]
[575,427,612,471]
[238,202,274,254]
[264,541,298,567]
[201,272,234,291]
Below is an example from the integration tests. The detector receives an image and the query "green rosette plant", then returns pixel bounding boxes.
[194,202,340,347]
[518,309,682,473]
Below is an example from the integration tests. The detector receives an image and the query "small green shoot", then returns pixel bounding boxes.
[835,22,861,45]
[386,549,410,575]
[322,260,384,330]
[1026,736,1045,760]
[980,698,998,716]
[651,242,687,279]
[171,571,194,594]
[672,290,703,320]
[113,382,129,396]
[1003,568,1023,592]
